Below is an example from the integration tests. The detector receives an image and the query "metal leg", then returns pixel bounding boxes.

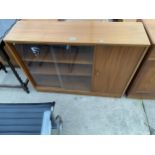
[50,102,63,135]
[0,41,30,93]
[0,61,7,73]
[52,115,63,134]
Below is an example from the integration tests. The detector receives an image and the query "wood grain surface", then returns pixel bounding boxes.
[4,20,150,46]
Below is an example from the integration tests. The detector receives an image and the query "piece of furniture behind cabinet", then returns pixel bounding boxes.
[4,20,150,97]
[128,20,155,99]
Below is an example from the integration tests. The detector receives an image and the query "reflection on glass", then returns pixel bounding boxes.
[15,44,93,91]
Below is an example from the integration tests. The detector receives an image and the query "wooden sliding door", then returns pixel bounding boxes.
[92,45,147,97]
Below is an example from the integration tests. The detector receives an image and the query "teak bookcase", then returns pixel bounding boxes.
[4,20,150,97]
[128,19,155,99]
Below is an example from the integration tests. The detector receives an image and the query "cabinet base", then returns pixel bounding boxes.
[35,86,122,98]
[128,93,155,99]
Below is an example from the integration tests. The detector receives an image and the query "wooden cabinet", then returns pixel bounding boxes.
[128,20,155,99]
[134,60,155,92]
[128,51,155,98]
[4,20,150,97]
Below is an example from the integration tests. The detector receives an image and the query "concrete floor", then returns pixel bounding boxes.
[0,68,153,135]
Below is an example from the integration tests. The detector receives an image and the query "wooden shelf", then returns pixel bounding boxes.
[23,49,93,65]
[33,75,60,87]
[27,62,92,77]
[33,74,91,91]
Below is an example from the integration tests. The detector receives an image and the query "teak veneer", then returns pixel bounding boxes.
[4,20,150,97]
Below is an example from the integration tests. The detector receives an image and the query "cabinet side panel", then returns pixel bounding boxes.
[92,45,146,96]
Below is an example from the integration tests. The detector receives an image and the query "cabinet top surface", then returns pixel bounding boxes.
[142,19,155,45]
[4,20,150,46]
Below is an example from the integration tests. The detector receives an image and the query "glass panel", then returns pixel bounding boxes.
[15,44,93,91]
